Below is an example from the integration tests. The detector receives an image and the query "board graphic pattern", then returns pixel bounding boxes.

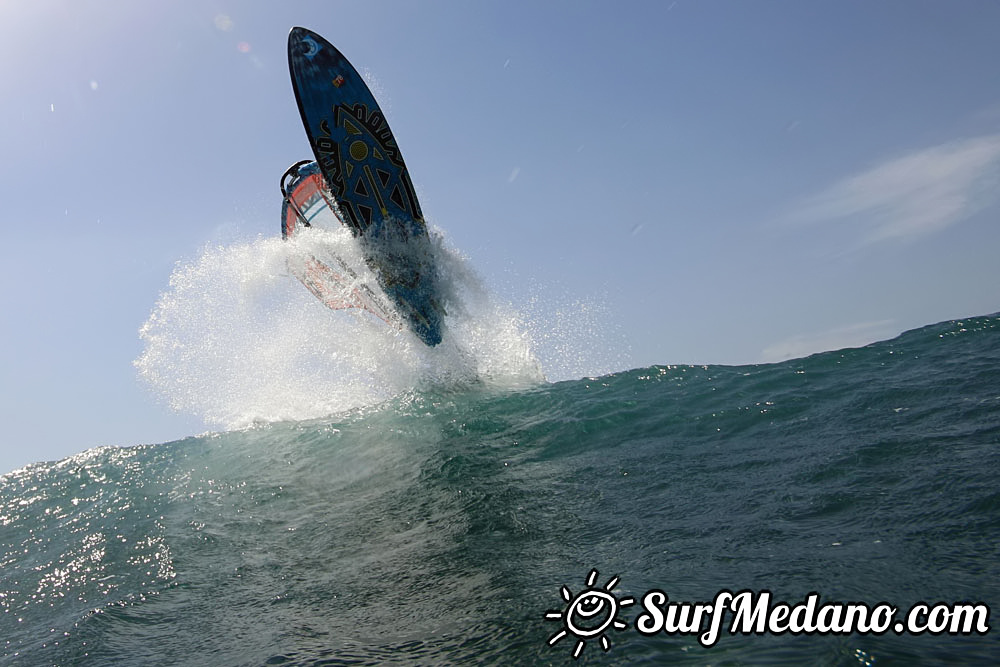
[286,27,443,346]
[289,31,423,237]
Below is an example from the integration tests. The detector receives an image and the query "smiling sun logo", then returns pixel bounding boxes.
[545,569,635,659]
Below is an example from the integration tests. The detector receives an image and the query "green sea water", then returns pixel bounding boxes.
[2,314,998,664]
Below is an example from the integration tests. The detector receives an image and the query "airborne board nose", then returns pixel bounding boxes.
[285,27,444,347]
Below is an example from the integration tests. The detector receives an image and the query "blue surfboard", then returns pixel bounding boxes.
[285,27,443,346]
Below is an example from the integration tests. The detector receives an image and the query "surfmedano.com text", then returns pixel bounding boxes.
[635,589,991,647]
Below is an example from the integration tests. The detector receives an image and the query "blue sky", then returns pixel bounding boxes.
[2,0,1000,474]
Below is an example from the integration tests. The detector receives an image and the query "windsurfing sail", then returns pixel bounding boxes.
[281,160,404,327]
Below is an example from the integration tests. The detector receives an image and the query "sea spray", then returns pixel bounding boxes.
[135,226,544,428]
[517,286,630,381]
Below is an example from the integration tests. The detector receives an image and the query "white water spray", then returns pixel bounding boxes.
[135,227,544,429]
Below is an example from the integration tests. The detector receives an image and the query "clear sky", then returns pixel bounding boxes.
[2,0,1000,475]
